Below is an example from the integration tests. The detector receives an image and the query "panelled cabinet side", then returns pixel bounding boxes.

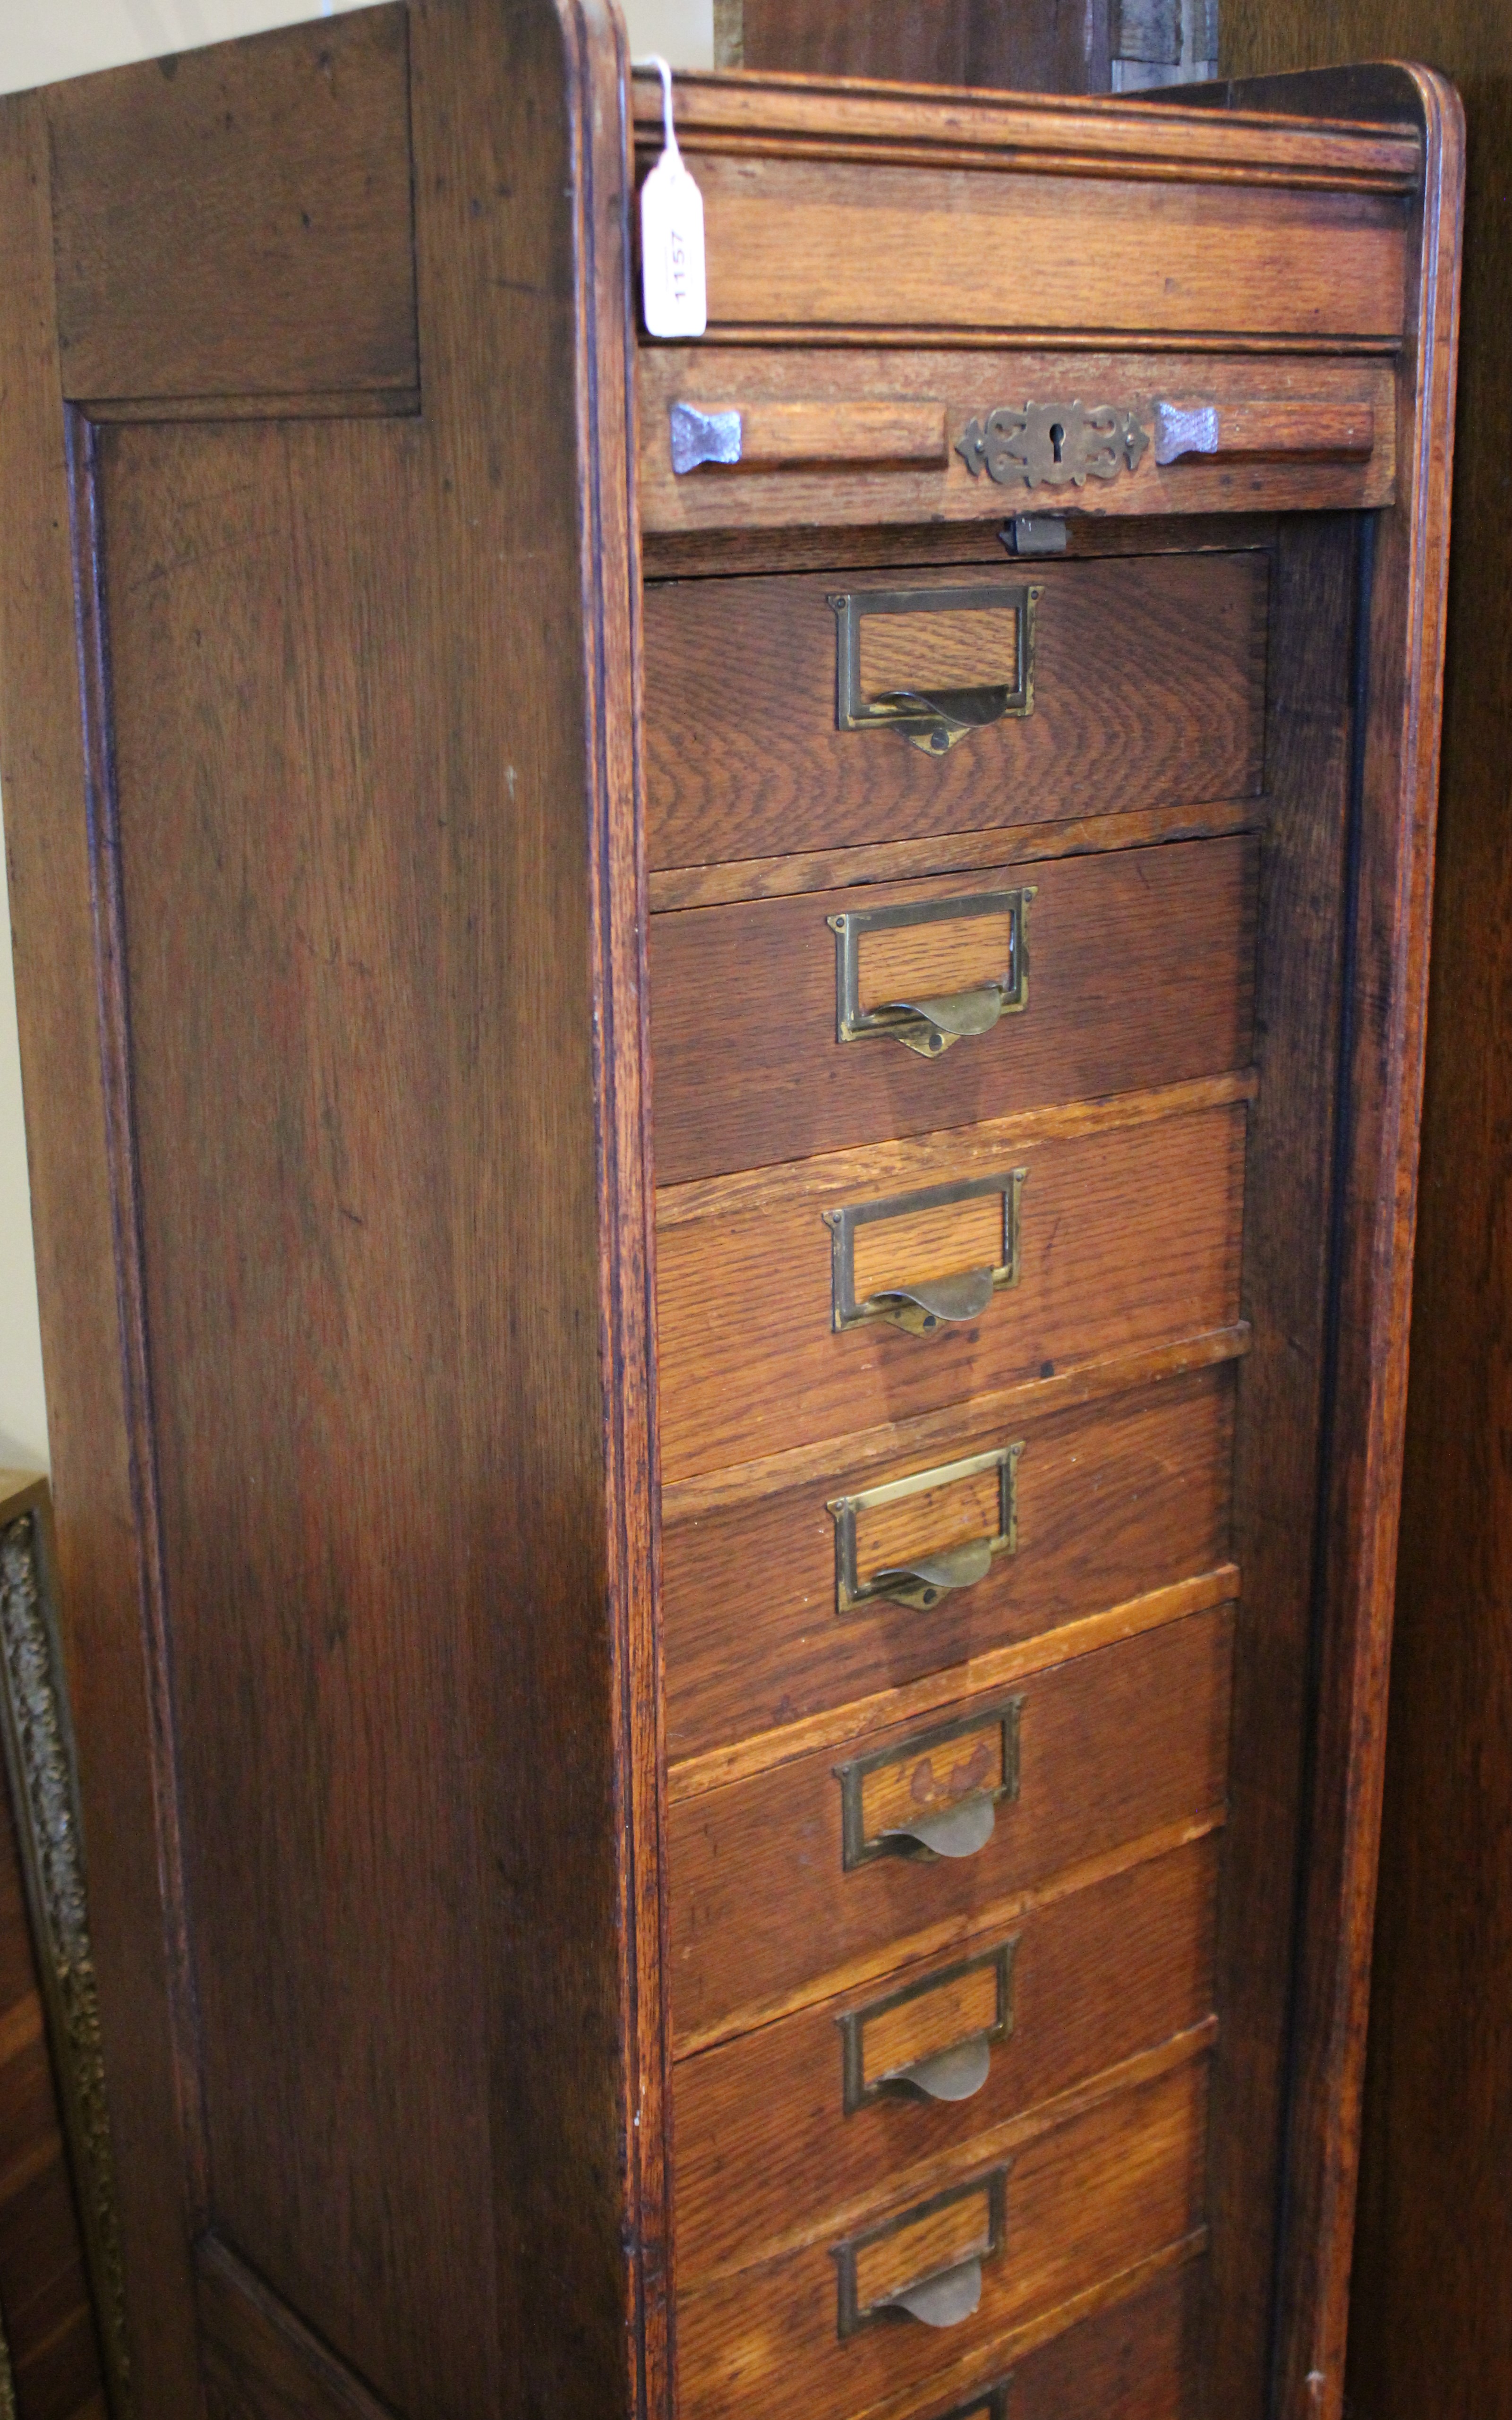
[0,84,207,2419]
[0,5,663,2419]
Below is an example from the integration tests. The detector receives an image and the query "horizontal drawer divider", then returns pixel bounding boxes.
[654,1067,1258,1229]
[648,796,1266,914]
[669,325,1403,357]
[678,2017,1218,2291]
[672,1805,1227,2057]
[833,2228,1210,2420]
[653,1074,1258,1239]
[660,1324,1250,1523]
[668,1564,1239,1807]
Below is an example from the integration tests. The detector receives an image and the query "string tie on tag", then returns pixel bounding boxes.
[633,54,708,341]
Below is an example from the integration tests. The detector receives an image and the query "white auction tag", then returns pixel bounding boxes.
[636,55,707,340]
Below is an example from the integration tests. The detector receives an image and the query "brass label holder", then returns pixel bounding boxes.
[829,582,1038,755]
[827,888,1034,1060]
[836,1698,1023,1871]
[828,1443,1022,1617]
[832,2167,1009,2339]
[823,1168,1027,1336]
[837,1938,1018,2115]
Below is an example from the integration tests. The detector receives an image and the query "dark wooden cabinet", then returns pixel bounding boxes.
[1215,12,1512,2420]
[0,14,1461,2420]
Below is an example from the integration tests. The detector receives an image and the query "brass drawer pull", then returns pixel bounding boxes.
[823,1170,1026,1336]
[837,1700,1022,1871]
[830,583,1037,755]
[838,1940,1017,2114]
[827,889,1032,1060]
[829,1445,1021,1616]
[834,2169,1007,2338]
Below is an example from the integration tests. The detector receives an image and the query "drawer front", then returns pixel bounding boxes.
[656,1103,1246,1483]
[663,1365,1235,1764]
[669,1606,1233,2044]
[644,555,1268,871]
[675,2056,1209,2420]
[674,1836,1219,2283]
[670,151,1407,345]
[641,347,1397,535]
[650,837,1258,1186]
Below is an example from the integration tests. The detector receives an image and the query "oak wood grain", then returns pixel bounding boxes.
[630,69,1421,192]
[656,1100,1247,1480]
[669,1570,1238,1808]
[0,87,207,2420]
[675,1836,1219,2282]
[650,836,1256,1183]
[640,352,1396,534]
[1194,29,1511,2420]
[649,800,1264,915]
[645,554,1268,869]
[643,152,1406,349]
[643,508,1280,592]
[2,4,664,2415]
[197,2236,398,2420]
[675,2056,1210,2420]
[1190,512,1360,2419]
[664,1365,1234,1761]
[669,1606,1233,2044]
[49,8,417,408]
[982,2262,1203,2420]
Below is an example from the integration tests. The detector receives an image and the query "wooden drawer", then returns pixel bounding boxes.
[650,837,1258,1186]
[675,1833,1218,2284]
[645,555,1269,872]
[675,2054,1209,2420]
[631,79,1413,349]
[656,1095,1247,1483]
[640,348,1397,535]
[970,2263,1203,2420]
[664,1362,1236,1764]
[669,1605,1233,2046]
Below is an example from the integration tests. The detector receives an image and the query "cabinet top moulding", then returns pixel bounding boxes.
[628,68,1423,191]
[630,71,1418,351]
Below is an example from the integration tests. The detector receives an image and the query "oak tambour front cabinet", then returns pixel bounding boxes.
[0,14,1460,2420]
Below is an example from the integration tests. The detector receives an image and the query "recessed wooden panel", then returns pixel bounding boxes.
[649,836,1258,1185]
[49,6,418,407]
[662,1365,1235,1762]
[656,1101,1247,1482]
[644,554,1268,870]
[669,1605,1233,2044]
[675,2057,1209,2420]
[675,1835,1219,2281]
